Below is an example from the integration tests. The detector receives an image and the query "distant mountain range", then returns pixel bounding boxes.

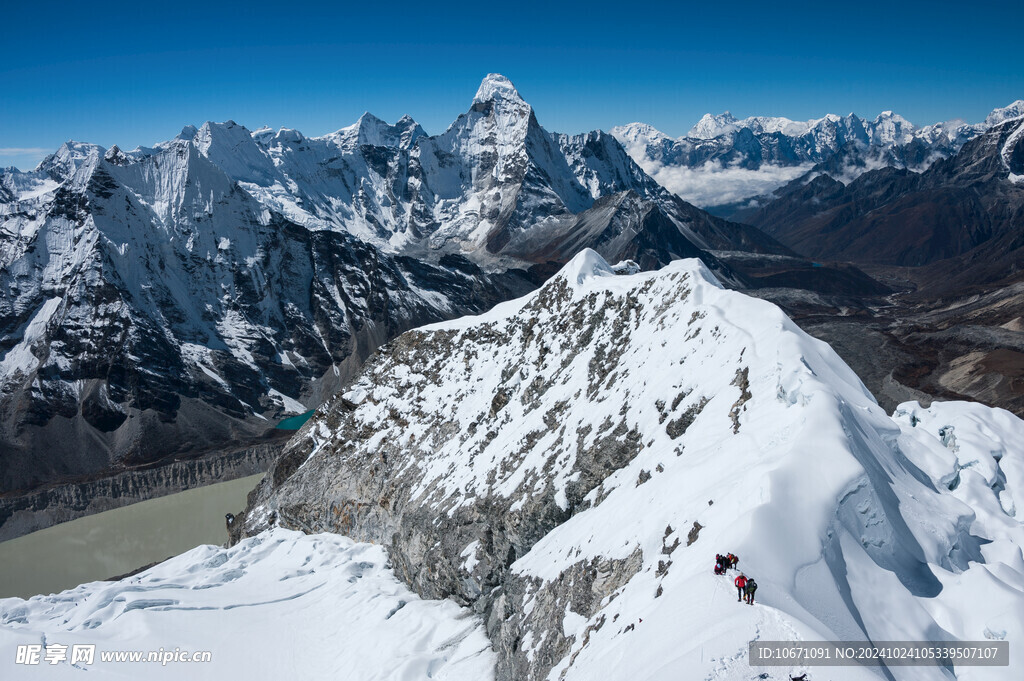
[731,117,1024,292]
[725,116,1024,423]
[0,75,809,494]
[2,73,1021,504]
[611,100,1024,208]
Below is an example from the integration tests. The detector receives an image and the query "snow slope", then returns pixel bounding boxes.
[224,250,1024,680]
[0,528,495,680]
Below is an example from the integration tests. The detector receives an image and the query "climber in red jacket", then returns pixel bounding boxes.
[734,574,748,601]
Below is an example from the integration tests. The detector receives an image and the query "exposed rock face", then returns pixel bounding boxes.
[232,251,1024,680]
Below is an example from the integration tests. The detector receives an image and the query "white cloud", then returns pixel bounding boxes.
[830,156,888,185]
[637,156,815,208]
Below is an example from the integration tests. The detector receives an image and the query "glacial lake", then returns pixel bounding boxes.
[0,473,264,600]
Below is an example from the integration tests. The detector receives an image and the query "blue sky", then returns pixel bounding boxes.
[2,0,1021,170]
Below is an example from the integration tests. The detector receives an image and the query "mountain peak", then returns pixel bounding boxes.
[103,145,130,165]
[610,122,668,138]
[986,99,1024,127]
[688,112,739,139]
[38,141,104,181]
[274,128,305,145]
[357,111,384,125]
[329,112,425,150]
[193,120,260,161]
[473,73,524,106]
[874,110,911,124]
[557,248,614,286]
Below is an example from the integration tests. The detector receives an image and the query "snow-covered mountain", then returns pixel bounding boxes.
[178,74,779,265]
[207,250,1021,681]
[0,74,790,497]
[611,101,1023,207]
[734,117,1024,285]
[0,130,528,492]
[3,251,1021,679]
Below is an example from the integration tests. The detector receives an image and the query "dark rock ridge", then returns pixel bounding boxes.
[0,440,284,542]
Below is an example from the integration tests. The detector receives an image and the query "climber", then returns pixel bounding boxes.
[714,557,726,575]
[727,553,738,569]
[744,578,758,605]
[734,573,747,601]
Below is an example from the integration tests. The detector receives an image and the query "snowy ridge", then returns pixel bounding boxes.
[325,112,426,151]
[1001,119,1024,184]
[688,111,742,139]
[180,72,666,253]
[985,100,1024,127]
[473,73,525,106]
[233,250,1024,680]
[1,73,753,269]
[0,528,495,679]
